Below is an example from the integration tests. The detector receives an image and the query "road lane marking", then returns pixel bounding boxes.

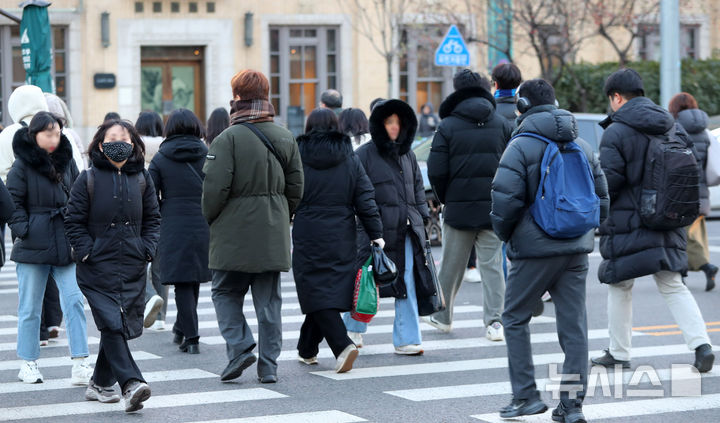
[187,410,367,423]
[0,351,160,371]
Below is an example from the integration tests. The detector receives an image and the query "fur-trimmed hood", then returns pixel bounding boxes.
[12,127,74,181]
[90,145,145,174]
[297,130,353,170]
[369,99,417,157]
[439,86,497,121]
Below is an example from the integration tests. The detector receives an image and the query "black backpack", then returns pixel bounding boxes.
[638,124,700,230]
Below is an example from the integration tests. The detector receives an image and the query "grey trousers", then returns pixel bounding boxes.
[433,224,505,327]
[145,256,168,321]
[503,254,589,408]
[211,270,282,378]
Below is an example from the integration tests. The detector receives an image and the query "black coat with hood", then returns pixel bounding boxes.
[149,134,211,285]
[428,87,513,230]
[598,96,691,284]
[292,130,382,314]
[417,103,440,138]
[7,127,78,265]
[355,99,435,300]
[495,96,519,128]
[676,108,711,215]
[65,147,161,339]
[491,105,609,259]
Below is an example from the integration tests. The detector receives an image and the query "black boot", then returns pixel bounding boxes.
[591,349,630,368]
[694,344,715,373]
[179,337,200,354]
[700,264,718,291]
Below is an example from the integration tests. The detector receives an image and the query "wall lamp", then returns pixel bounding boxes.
[244,12,254,47]
[101,11,110,48]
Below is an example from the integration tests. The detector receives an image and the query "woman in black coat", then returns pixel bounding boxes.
[342,99,434,356]
[65,119,160,412]
[8,111,92,386]
[148,109,211,353]
[293,108,383,373]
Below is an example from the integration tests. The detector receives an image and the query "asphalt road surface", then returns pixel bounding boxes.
[1,223,720,423]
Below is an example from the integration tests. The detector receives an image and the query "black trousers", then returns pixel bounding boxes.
[297,309,353,358]
[467,246,477,268]
[92,329,145,390]
[172,283,200,341]
[40,276,62,341]
[502,254,589,408]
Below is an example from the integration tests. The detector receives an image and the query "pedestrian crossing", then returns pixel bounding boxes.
[1,241,719,423]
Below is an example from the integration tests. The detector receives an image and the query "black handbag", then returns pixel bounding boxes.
[417,238,446,316]
[372,243,397,286]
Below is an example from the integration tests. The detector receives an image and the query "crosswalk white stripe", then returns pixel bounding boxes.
[470,392,720,422]
[0,336,100,352]
[0,315,17,322]
[199,316,556,344]
[0,368,217,395]
[0,351,160,371]
[385,366,719,401]
[275,329,645,362]
[188,410,367,423]
[0,388,286,421]
[310,344,692,380]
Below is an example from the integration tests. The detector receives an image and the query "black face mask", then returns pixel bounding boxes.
[102,141,133,163]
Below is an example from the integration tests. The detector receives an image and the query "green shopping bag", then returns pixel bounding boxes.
[351,256,379,323]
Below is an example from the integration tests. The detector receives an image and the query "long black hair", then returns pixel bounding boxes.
[164,108,205,139]
[88,119,146,162]
[205,107,229,145]
[135,111,164,137]
[28,111,64,141]
[304,108,339,134]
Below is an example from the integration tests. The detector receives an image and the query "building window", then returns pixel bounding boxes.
[207,2,215,13]
[399,26,453,114]
[0,25,69,126]
[152,2,161,13]
[171,2,180,13]
[638,24,700,60]
[268,26,340,124]
[135,2,144,13]
[189,2,198,13]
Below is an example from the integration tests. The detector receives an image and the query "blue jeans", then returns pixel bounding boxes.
[344,235,422,347]
[16,263,89,361]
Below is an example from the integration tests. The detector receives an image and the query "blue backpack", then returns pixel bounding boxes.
[512,132,600,239]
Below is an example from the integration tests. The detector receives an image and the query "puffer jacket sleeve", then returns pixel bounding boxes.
[6,162,28,239]
[589,149,610,223]
[598,126,627,202]
[202,132,233,224]
[64,171,93,261]
[141,170,161,260]
[410,151,430,221]
[351,155,383,240]
[148,158,163,203]
[490,141,528,242]
[283,139,304,216]
[0,178,14,225]
[427,126,449,204]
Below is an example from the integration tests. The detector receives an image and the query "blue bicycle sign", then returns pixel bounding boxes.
[435,25,470,67]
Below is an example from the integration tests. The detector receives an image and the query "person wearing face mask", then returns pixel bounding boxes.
[7,111,93,386]
[342,99,436,355]
[65,119,161,412]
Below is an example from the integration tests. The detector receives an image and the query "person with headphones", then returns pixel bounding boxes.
[490,79,609,423]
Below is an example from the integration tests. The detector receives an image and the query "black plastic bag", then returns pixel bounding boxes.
[372,243,397,286]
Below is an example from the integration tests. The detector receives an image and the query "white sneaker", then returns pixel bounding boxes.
[71,358,94,386]
[18,361,43,383]
[148,320,165,331]
[39,340,49,347]
[297,355,318,365]
[347,331,363,348]
[542,291,552,302]
[420,316,452,333]
[394,344,424,355]
[143,295,164,328]
[463,268,482,283]
[486,321,505,341]
[335,344,359,373]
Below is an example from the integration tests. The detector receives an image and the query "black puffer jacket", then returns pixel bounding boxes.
[428,87,512,230]
[356,99,434,299]
[598,96,690,284]
[65,148,161,339]
[491,105,609,259]
[149,134,211,284]
[677,108,711,215]
[7,127,78,265]
[495,96,519,128]
[292,130,382,314]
